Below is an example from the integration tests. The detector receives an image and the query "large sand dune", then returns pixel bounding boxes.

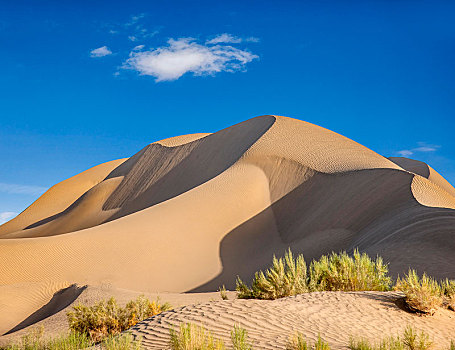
[1,115,455,336]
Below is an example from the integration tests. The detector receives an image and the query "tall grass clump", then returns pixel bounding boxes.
[237,248,391,299]
[286,333,330,350]
[395,270,442,315]
[236,249,308,299]
[67,295,171,341]
[169,323,225,350]
[441,279,455,311]
[231,325,253,350]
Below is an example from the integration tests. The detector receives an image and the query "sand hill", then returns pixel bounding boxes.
[1,115,455,338]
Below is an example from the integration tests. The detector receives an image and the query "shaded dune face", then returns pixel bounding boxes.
[1,115,455,295]
[17,116,275,235]
[191,168,455,292]
[103,115,276,222]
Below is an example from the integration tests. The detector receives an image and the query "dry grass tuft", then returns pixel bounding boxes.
[231,325,253,350]
[395,270,442,315]
[286,333,330,350]
[169,323,225,350]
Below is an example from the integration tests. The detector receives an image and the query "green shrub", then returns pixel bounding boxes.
[169,323,225,350]
[237,248,391,299]
[236,249,308,299]
[287,333,329,350]
[449,340,454,350]
[231,325,253,350]
[308,249,391,292]
[441,279,455,311]
[67,295,171,341]
[395,270,442,315]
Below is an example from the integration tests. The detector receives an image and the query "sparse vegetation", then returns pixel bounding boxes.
[219,285,228,300]
[349,326,433,350]
[231,325,253,350]
[0,326,141,350]
[237,249,391,299]
[395,270,443,315]
[286,333,329,350]
[67,295,171,341]
[441,279,455,311]
[169,323,225,350]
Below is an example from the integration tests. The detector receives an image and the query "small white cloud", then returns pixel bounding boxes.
[132,45,145,51]
[128,35,138,42]
[0,212,17,225]
[90,46,112,58]
[206,33,260,44]
[0,183,47,195]
[126,13,146,27]
[413,146,437,152]
[109,29,118,34]
[396,142,440,157]
[245,36,260,43]
[206,33,242,44]
[397,150,414,157]
[123,37,258,82]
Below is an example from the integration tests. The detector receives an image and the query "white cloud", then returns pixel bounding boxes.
[0,182,47,195]
[132,45,145,51]
[122,37,258,82]
[126,13,146,27]
[206,33,260,45]
[397,142,440,157]
[206,33,242,44]
[397,150,414,157]
[90,46,112,58]
[128,36,138,42]
[0,212,17,225]
[109,29,118,34]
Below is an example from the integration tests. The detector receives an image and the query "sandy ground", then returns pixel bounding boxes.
[1,115,454,339]
[129,291,455,350]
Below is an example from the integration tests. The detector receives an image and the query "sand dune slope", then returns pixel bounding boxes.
[1,115,455,335]
[129,292,455,350]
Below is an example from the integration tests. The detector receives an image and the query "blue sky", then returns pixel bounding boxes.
[1,0,454,223]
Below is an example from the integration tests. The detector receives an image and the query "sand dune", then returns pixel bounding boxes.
[1,115,455,336]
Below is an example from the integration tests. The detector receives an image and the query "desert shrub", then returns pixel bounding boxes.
[287,333,329,350]
[308,249,391,292]
[67,295,171,341]
[449,340,455,350]
[237,248,391,299]
[441,279,455,311]
[236,249,308,299]
[101,333,142,350]
[231,325,253,350]
[169,323,225,350]
[395,270,442,315]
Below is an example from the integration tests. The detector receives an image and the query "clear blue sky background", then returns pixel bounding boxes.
[1,0,454,223]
